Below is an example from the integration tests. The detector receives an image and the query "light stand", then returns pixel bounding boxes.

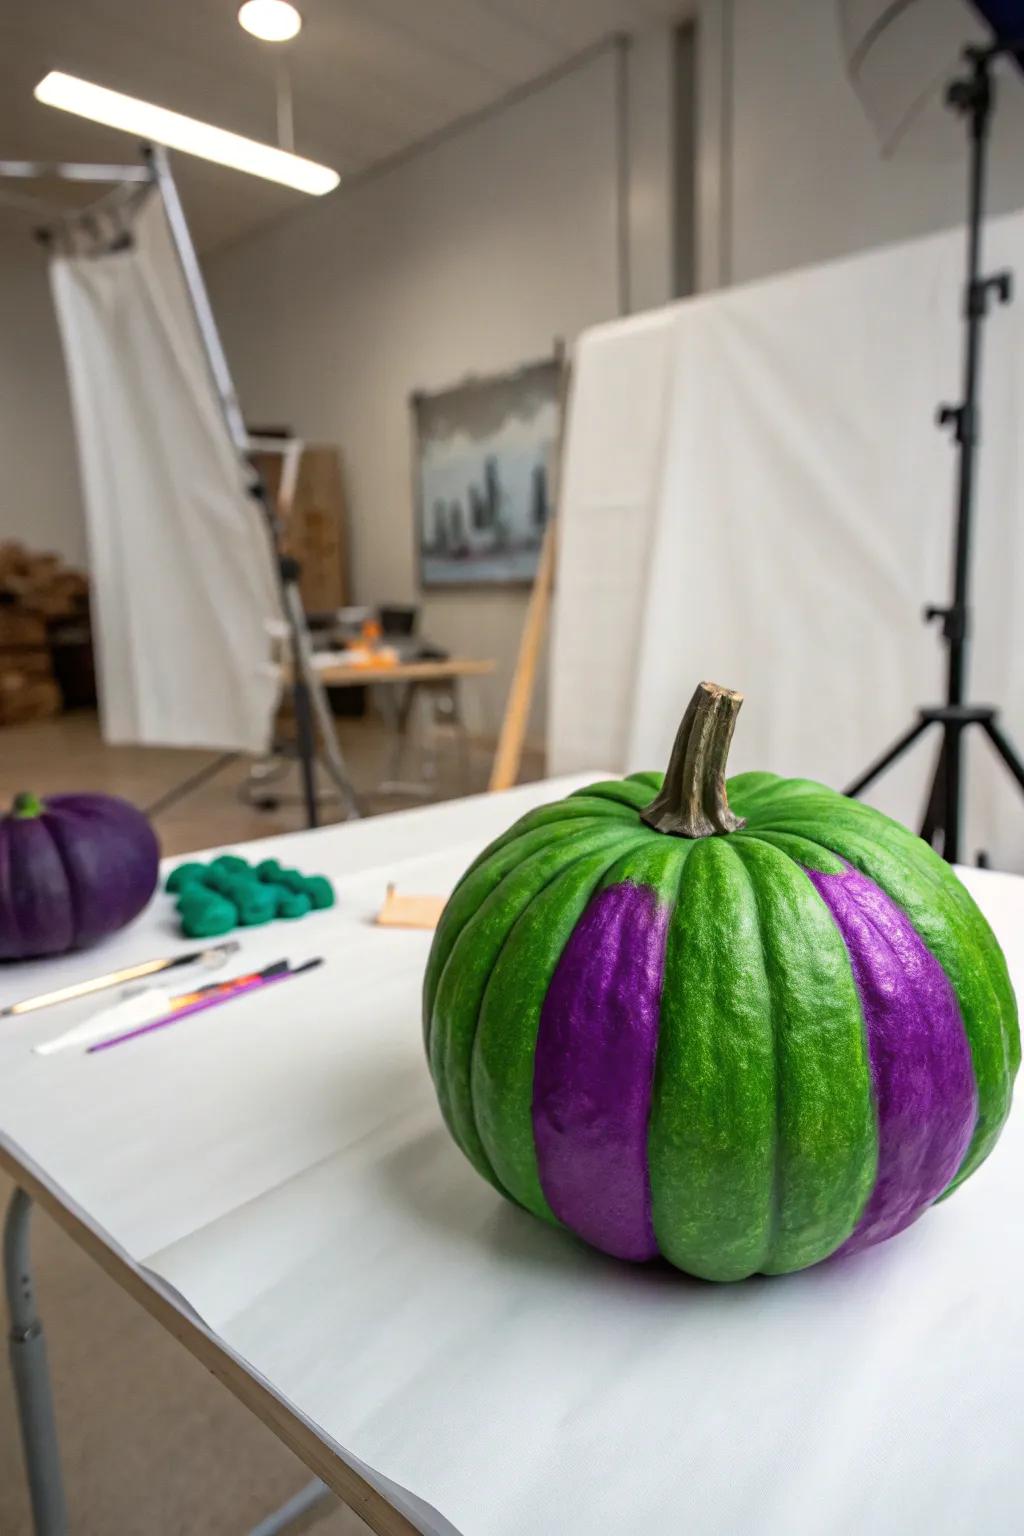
[145,145,323,830]
[844,42,1024,863]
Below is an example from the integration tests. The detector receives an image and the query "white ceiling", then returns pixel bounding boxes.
[0,0,690,251]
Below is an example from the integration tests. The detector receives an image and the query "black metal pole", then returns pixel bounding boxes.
[842,42,1024,865]
[945,50,993,709]
[277,551,319,830]
[931,46,1012,861]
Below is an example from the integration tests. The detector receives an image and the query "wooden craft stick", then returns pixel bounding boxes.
[375,884,446,930]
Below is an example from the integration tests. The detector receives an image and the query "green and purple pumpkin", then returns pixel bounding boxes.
[423,682,1019,1280]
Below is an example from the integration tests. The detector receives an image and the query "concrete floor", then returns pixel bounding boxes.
[0,709,541,1535]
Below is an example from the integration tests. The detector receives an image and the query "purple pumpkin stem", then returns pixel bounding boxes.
[11,792,43,819]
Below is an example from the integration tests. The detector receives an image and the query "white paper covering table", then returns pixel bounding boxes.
[2,779,1023,1536]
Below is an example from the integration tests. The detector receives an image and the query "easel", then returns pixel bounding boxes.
[489,357,570,792]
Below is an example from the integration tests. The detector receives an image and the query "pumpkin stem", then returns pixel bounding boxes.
[641,682,746,839]
[11,792,44,819]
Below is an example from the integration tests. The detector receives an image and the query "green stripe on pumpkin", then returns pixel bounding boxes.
[452,797,639,893]
[424,815,627,1041]
[596,838,691,900]
[648,837,778,1280]
[625,770,663,792]
[731,836,877,1272]
[729,772,834,817]
[571,779,657,812]
[471,838,645,1221]
[752,791,1018,1192]
[650,835,876,1279]
[429,825,639,1192]
[745,828,847,875]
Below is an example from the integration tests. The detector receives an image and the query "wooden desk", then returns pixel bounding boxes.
[307,656,497,802]
[310,657,495,688]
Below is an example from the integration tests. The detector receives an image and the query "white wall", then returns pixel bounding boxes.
[698,0,1024,288]
[209,39,675,744]
[0,234,85,565]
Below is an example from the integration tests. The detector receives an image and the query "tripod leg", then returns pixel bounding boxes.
[982,717,1024,792]
[291,676,320,831]
[919,747,946,849]
[941,721,964,865]
[843,718,930,798]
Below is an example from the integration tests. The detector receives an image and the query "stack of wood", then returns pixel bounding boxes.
[0,542,90,726]
[0,543,89,620]
[249,444,349,616]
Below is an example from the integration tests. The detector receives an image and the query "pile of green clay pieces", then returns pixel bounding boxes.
[165,854,335,939]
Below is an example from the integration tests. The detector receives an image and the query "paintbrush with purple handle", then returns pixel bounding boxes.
[87,957,323,1053]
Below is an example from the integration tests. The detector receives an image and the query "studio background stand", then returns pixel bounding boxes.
[0,146,361,831]
[845,41,1024,864]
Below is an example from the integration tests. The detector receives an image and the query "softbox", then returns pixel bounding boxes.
[50,185,282,754]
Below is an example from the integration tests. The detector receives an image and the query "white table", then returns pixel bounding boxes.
[2,780,1022,1536]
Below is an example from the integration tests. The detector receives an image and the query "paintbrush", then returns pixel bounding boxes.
[88,957,323,1054]
[1,940,240,1018]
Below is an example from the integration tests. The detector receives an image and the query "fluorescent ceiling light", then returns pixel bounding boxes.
[34,71,338,196]
[238,1,302,42]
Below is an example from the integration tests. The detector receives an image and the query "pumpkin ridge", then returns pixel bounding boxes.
[532,856,681,1261]
[434,829,645,1198]
[435,823,641,1018]
[727,834,876,1274]
[38,810,85,942]
[470,834,649,1221]
[729,777,835,823]
[761,816,1016,1191]
[648,837,778,1279]
[456,801,638,885]
[571,779,654,812]
[425,816,626,1039]
[763,817,1015,1070]
[805,862,977,1255]
[723,837,783,1273]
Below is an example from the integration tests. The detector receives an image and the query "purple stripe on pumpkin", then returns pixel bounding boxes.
[532,882,668,1262]
[807,864,977,1256]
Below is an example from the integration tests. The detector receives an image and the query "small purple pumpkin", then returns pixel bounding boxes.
[0,792,160,960]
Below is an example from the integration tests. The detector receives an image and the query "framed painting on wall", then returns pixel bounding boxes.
[412,354,563,588]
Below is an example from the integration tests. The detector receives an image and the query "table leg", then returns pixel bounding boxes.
[380,684,429,796]
[245,1477,334,1535]
[4,1189,68,1536]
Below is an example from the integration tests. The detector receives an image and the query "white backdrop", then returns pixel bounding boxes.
[51,189,281,753]
[551,211,1024,871]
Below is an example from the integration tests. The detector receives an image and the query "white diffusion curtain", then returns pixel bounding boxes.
[51,187,281,753]
[552,212,1024,870]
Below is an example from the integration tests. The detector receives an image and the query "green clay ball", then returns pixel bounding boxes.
[210,854,251,876]
[234,887,277,927]
[256,859,283,881]
[222,875,262,904]
[302,876,335,910]
[275,888,312,920]
[273,868,308,893]
[180,893,237,939]
[166,862,209,894]
[176,887,217,915]
[205,867,258,898]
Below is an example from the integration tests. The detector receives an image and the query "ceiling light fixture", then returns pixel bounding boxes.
[34,72,338,196]
[238,1,302,43]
